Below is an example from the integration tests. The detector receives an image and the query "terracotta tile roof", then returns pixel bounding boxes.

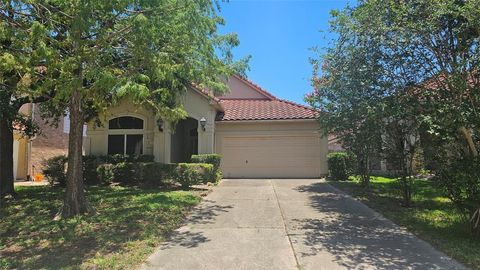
[217,99,318,121]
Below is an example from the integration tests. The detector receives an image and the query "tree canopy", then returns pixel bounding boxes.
[1,0,247,216]
[308,0,480,214]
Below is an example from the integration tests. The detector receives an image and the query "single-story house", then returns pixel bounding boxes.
[85,75,328,178]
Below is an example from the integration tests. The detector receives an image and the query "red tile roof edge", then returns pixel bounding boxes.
[219,98,319,114]
[189,83,221,103]
[217,117,318,122]
[216,99,319,121]
[278,99,319,114]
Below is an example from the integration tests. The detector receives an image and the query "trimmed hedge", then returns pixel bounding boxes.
[95,162,214,188]
[43,154,220,188]
[173,163,214,188]
[191,154,222,182]
[327,152,357,181]
[96,162,174,186]
[139,162,176,187]
[98,154,155,164]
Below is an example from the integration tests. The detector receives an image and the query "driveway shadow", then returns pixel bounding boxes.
[186,199,234,225]
[292,182,464,270]
[160,199,234,251]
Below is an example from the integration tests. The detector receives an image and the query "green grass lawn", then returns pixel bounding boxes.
[329,176,480,270]
[0,186,201,269]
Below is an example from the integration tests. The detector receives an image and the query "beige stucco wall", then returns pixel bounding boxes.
[85,98,156,157]
[219,76,270,100]
[85,88,216,162]
[13,104,32,180]
[13,133,29,179]
[215,120,328,178]
[180,88,217,155]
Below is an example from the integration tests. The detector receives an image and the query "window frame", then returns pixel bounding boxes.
[107,115,146,156]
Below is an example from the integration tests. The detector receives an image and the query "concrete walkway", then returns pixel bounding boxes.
[141,179,467,270]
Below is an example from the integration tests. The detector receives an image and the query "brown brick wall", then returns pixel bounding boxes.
[31,104,69,174]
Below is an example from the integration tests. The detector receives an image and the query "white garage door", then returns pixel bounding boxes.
[220,135,322,178]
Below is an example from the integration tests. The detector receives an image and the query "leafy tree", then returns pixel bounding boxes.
[13,0,245,217]
[306,6,385,187]
[381,100,422,207]
[0,1,54,203]
[311,0,480,227]
[360,0,480,229]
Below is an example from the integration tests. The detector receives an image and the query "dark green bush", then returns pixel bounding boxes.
[435,157,480,232]
[96,163,136,184]
[98,161,214,188]
[172,163,214,188]
[134,155,155,163]
[191,154,222,182]
[327,152,357,181]
[99,154,154,164]
[111,162,137,184]
[42,155,67,186]
[139,162,175,187]
[97,163,115,183]
[83,155,102,185]
[96,162,176,187]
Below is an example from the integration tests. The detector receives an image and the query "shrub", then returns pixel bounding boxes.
[134,155,155,163]
[99,154,154,164]
[435,157,480,233]
[111,162,137,184]
[95,163,137,184]
[171,163,214,188]
[191,154,222,182]
[83,155,102,185]
[139,162,175,187]
[42,155,67,186]
[327,152,356,181]
[96,162,175,187]
[96,163,115,183]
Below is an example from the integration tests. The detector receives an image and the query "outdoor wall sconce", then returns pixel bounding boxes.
[200,117,207,131]
[156,118,164,132]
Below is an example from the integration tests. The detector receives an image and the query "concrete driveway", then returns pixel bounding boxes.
[141,179,466,270]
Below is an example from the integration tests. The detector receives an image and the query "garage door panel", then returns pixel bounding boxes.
[220,135,322,178]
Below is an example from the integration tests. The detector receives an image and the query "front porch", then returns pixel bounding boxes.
[85,88,217,162]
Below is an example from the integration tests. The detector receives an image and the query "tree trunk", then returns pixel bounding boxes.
[470,208,480,235]
[459,127,478,157]
[57,87,92,218]
[401,153,413,207]
[401,176,412,207]
[0,114,16,201]
[359,150,370,187]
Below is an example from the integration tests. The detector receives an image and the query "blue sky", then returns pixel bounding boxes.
[219,0,356,104]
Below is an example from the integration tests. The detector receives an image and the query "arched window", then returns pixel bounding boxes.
[109,116,143,130]
[107,116,144,156]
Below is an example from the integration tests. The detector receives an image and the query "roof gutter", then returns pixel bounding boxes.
[215,118,318,124]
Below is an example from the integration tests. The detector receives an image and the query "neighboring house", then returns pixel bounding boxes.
[85,75,328,178]
[12,104,70,180]
[30,104,70,176]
